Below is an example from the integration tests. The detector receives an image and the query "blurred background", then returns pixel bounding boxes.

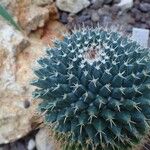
[0,0,149,150]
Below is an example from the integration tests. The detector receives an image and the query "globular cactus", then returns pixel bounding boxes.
[31,26,150,150]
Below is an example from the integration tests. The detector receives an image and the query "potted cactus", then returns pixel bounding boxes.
[31,26,150,150]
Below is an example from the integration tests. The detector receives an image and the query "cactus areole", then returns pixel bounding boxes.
[31,27,150,150]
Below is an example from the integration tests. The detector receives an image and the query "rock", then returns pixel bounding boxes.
[132,28,149,47]
[139,3,150,13]
[90,0,104,9]
[20,5,49,34]
[91,11,100,22]
[0,20,29,56]
[35,128,58,150]
[117,0,133,10]
[0,1,59,34]
[31,0,53,6]
[0,18,29,94]
[56,0,90,14]
[27,139,36,150]
[0,16,67,144]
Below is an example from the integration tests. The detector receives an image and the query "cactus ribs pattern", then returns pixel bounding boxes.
[31,27,150,150]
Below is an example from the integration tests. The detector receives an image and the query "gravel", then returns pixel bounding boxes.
[58,0,150,34]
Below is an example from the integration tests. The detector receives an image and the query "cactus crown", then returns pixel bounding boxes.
[31,27,150,150]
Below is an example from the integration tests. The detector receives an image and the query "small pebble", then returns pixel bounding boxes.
[60,12,68,24]
[111,5,121,15]
[100,15,112,25]
[27,139,36,150]
[132,27,149,47]
[97,8,109,16]
[139,3,150,12]
[78,15,91,22]
[127,17,135,25]
[91,11,100,22]
[134,0,140,8]
[90,0,103,9]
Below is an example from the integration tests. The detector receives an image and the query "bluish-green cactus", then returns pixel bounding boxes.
[31,27,150,150]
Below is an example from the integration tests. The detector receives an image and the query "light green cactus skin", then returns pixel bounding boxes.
[31,27,150,150]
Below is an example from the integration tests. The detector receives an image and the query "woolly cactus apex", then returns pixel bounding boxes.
[31,26,150,150]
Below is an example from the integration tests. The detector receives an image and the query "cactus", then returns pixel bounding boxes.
[31,27,150,150]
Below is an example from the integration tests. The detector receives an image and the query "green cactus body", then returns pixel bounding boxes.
[31,27,150,150]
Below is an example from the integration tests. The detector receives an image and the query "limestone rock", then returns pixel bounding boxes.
[56,0,90,14]
[0,0,59,35]
[0,37,41,144]
[0,18,32,144]
[0,18,30,94]
[0,19,67,144]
